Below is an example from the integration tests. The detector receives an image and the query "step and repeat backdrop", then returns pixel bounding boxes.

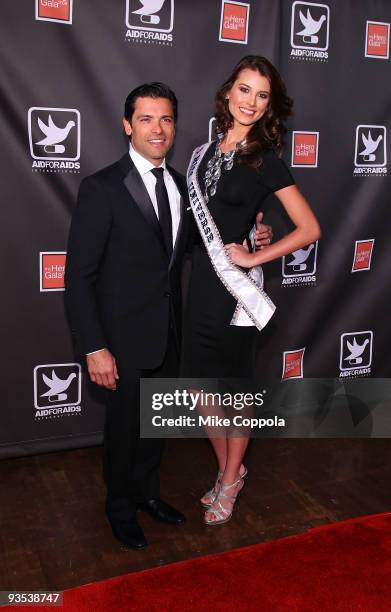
[0,0,390,456]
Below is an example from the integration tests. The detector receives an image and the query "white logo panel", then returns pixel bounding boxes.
[28,107,80,161]
[34,363,81,409]
[339,331,373,372]
[291,1,329,51]
[354,125,386,168]
[282,241,318,278]
[126,0,174,33]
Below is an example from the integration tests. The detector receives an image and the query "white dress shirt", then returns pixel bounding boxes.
[86,144,182,356]
[129,142,181,246]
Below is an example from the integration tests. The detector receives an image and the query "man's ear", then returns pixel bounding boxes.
[123,118,132,137]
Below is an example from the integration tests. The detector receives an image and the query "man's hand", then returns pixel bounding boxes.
[86,349,119,390]
[254,211,273,250]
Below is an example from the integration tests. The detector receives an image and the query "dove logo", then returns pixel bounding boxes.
[282,241,318,286]
[292,131,319,167]
[339,332,373,377]
[34,364,82,417]
[219,1,250,45]
[282,348,305,380]
[354,126,387,175]
[365,21,390,59]
[28,107,81,172]
[352,240,375,273]
[35,0,72,24]
[40,252,66,291]
[290,2,329,60]
[126,0,174,44]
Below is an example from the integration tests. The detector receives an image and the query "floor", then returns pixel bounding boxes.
[1,439,391,590]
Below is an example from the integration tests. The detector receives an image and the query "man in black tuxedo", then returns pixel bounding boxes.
[65,82,272,550]
[65,83,190,549]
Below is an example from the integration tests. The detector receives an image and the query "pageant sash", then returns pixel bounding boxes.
[187,143,276,331]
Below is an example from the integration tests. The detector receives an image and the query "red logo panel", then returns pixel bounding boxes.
[292,132,319,167]
[40,252,66,291]
[219,1,250,44]
[366,21,390,59]
[282,348,305,380]
[36,0,72,24]
[352,240,374,272]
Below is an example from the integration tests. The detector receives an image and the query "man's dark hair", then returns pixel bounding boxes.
[124,82,178,122]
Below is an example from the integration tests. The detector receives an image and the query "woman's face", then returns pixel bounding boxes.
[226,68,271,129]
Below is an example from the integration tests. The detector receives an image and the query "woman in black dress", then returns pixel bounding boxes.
[184,56,321,525]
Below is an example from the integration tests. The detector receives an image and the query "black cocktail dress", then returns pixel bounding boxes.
[183,142,295,378]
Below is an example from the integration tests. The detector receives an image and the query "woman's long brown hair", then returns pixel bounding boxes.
[215,55,293,167]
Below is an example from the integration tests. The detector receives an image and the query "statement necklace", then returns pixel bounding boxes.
[204,137,246,203]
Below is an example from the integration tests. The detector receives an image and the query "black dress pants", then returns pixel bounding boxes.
[103,331,179,521]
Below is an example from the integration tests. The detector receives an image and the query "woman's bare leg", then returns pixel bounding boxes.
[222,436,249,484]
[205,436,249,522]
[207,436,228,472]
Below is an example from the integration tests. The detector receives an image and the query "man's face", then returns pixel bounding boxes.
[123,96,176,166]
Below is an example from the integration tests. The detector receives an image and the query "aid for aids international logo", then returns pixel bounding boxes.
[28,107,81,173]
[40,252,66,291]
[354,125,387,176]
[290,2,329,61]
[219,1,250,45]
[282,348,305,380]
[126,0,174,45]
[282,241,318,286]
[34,363,82,419]
[35,0,73,24]
[291,131,319,167]
[365,21,390,59]
[351,240,374,273]
[339,331,373,378]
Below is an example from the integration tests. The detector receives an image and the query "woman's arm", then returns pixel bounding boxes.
[225,185,321,268]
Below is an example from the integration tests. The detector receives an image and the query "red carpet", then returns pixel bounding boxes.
[13,513,391,611]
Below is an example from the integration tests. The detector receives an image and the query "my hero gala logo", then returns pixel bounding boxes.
[354,125,387,176]
[33,363,82,419]
[219,1,250,45]
[365,21,390,59]
[125,0,174,45]
[339,331,373,378]
[291,131,319,168]
[40,252,66,291]
[282,348,305,380]
[290,1,329,61]
[28,107,81,173]
[351,240,374,273]
[35,0,73,24]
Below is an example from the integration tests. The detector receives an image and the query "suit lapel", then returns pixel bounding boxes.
[118,154,188,268]
[118,154,165,254]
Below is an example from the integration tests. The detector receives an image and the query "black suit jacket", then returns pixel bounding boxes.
[65,153,191,369]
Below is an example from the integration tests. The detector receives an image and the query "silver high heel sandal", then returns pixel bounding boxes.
[204,475,245,526]
[200,471,222,508]
[200,466,248,508]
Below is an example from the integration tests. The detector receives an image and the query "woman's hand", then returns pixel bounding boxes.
[225,243,258,268]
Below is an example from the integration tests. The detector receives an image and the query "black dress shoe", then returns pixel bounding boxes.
[138,499,186,525]
[108,517,148,550]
